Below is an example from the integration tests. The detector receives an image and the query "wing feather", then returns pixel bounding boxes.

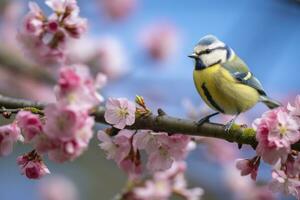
[221,56,266,96]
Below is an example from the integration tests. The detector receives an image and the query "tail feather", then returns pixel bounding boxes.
[260,96,282,109]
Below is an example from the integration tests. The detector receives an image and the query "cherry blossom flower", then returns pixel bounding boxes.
[254,108,300,165]
[98,129,141,175]
[55,65,103,110]
[134,131,190,171]
[22,2,44,36]
[32,64,98,163]
[236,157,260,181]
[44,104,85,141]
[45,0,79,15]
[133,161,203,200]
[147,134,190,171]
[0,123,22,156]
[17,151,50,179]
[140,23,179,61]
[16,111,42,142]
[104,98,136,129]
[269,169,300,199]
[98,130,132,163]
[46,115,94,163]
[288,95,300,123]
[18,0,87,65]
[38,175,78,200]
[99,0,137,21]
[134,177,171,200]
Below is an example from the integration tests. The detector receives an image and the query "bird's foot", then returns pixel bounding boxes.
[197,112,220,127]
[197,116,211,126]
[224,119,235,133]
[224,114,239,133]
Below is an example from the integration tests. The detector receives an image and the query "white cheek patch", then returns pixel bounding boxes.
[200,49,227,67]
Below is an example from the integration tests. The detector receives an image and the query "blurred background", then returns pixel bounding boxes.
[0,0,300,199]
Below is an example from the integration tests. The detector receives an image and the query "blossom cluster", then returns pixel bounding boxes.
[125,162,204,200]
[98,129,191,176]
[18,0,87,64]
[236,95,300,199]
[98,97,192,176]
[0,64,104,179]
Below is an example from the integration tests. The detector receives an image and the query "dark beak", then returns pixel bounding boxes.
[188,53,198,59]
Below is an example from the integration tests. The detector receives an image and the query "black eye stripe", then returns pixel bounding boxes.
[197,46,228,56]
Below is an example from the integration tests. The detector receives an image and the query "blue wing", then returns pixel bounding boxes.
[221,56,267,96]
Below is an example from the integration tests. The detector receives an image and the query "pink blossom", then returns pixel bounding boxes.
[57,67,81,91]
[119,157,142,177]
[47,139,83,163]
[133,161,203,200]
[47,116,94,163]
[45,0,79,15]
[18,0,86,65]
[44,104,85,141]
[55,65,102,109]
[64,16,87,38]
[104,98,136,129]
[134,177,171,200]
[17,32,66,65]
[269,169,300,199]
[134,131,190,171]
[98,129,141,175]
[38,176,78,200]
[254,108,300,165]
[17,152,50,179]
[268,110,300,147]
[98,130,119,160]
[99,0,137,21]
[36,103,94,163]
[34,134,57,154]
[288,95,300,122]
[140,23,179,61]
[147,134,190,171]
[0,124,22,156]
[16,111,42,142]
[22,2,44,36]
[236,157,260,181]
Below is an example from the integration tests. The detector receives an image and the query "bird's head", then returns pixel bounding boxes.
[189,35,234,70]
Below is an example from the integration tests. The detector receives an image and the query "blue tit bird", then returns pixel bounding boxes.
[188,35,281,131]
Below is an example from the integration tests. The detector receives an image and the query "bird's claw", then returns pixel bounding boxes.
[197,112,220,127]
[197,116,210,126]
[224,120,234,133]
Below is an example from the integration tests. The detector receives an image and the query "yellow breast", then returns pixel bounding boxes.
[193,64,260,115]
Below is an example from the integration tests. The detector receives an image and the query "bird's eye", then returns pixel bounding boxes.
[205,49,212,54]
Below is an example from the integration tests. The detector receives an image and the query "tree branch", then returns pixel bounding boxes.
[0,46,56,84]
[1,95,299,151]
